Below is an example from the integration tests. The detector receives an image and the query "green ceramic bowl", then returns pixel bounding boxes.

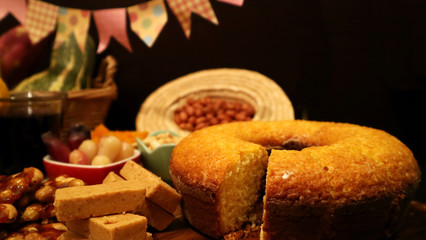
[137,130,179,184]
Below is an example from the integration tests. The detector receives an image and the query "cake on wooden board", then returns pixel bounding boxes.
[170,120,421,239]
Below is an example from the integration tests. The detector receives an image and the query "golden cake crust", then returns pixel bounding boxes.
[170,120,421,239]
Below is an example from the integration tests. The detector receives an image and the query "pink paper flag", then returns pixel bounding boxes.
[167,0,218,38]
[54,7,91,52]
[217,0,244,7]
[0,0,26,24]
[128,0,168,47]
[93,8,132,53]
[25,0,58,44]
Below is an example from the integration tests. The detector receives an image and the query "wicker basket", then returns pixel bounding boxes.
[60,55,118,139]
[136,68,294,137]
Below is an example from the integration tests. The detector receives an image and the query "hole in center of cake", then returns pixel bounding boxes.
[266,140,313,155]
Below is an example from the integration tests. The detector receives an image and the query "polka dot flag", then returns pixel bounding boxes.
[128,0,167,47]
[54,7,90,52]
[0,0,245,53]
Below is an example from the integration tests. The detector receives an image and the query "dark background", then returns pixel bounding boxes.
[2,0,425,201]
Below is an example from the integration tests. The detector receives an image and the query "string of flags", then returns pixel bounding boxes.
[0,0,244,53]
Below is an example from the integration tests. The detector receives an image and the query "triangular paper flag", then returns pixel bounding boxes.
[0,0,26,24]
[167,0,218,38]
[128,0,168,47]
[54,7,91,52]
[25,0,58,44]
[217,0,244,7]
[93,8,132,53]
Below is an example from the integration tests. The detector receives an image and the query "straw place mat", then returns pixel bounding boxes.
[136,68,294,136]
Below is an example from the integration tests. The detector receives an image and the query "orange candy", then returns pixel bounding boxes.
[91,124,148,145]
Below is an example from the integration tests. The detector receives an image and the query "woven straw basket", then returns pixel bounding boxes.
[136,68,294,137]
[60,55,117,139]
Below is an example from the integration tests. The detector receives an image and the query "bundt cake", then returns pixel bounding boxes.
[169,120,421,239]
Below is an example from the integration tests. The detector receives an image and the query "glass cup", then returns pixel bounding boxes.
[0,91,67,175]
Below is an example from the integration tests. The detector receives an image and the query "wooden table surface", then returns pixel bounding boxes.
[153,201,426,240]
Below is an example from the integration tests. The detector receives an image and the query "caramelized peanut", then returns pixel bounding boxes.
[21,203,55,222]
[0,189,13,202]
[21,204,42,222]
[25,168,44,189]
[22,232,44,240]
[68,178,85,187]
[48,223,68,232]
[35,186,55,203]
[0,203,18,223]
[55,176,85,188]
[1,168,80,238]
[4,233,25,240]
[14,194,30,209]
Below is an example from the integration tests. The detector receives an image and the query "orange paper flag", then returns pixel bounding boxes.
[167,0,218,38]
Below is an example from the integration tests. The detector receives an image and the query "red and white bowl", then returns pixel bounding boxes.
[43,149,140,185]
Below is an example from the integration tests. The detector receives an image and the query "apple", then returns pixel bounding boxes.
[69,149,90,165]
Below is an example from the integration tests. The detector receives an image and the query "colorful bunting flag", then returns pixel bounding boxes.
[0,0,245,53]
[167,0,218,38]
[93,8,132,53]
[0,0,27,24]
[24,0,58,44]
[218,0,245,7]
[128,0,168,47]
[54,7,91,52]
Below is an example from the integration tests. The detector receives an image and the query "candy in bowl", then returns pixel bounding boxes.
[43,149,140,185]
